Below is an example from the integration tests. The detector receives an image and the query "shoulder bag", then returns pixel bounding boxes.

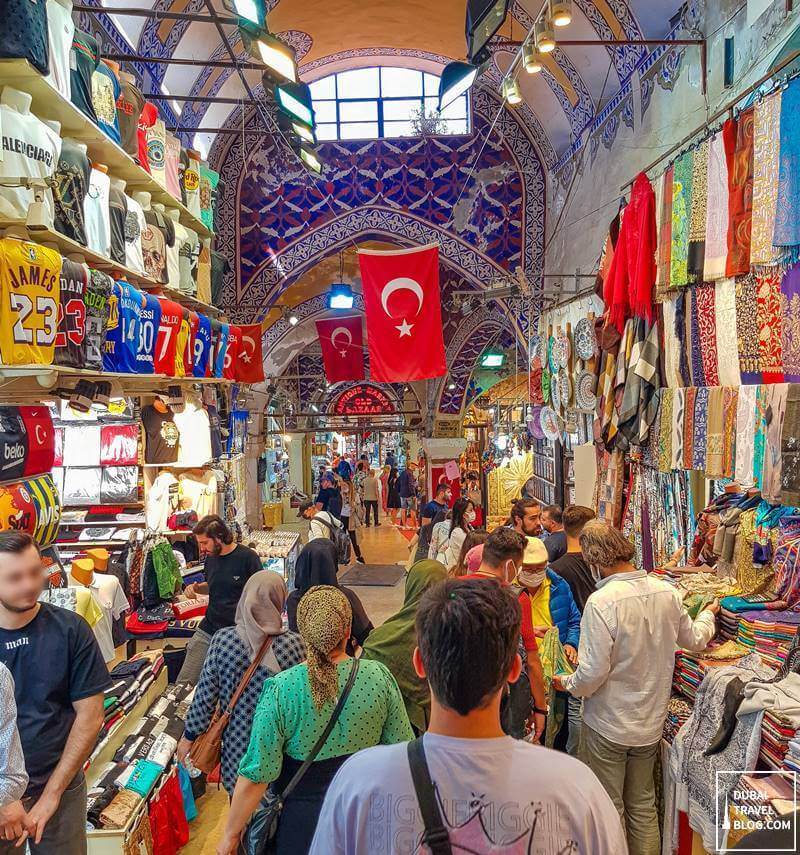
[407,737,452,855]
[188,637,276,774]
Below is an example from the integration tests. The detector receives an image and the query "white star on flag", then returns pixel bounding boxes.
[396,319,414,337]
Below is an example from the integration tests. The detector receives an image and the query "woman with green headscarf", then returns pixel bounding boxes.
[362,559,448,733]
[218,586,413,855]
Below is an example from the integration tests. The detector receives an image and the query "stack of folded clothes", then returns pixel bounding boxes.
[781,733,800,775]
[733,610,800,670]
[673,641,750,700]
[760,710,798,769]
[125,596,208,639]
[719,606,741,641]
[727,772,795,844]
[663,696,693,743]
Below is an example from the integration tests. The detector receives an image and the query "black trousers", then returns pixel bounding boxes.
[364,500,379,525]
[339,516,363,559]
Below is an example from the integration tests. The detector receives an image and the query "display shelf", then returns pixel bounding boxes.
[141,282,223,318]
[56,539,130,547]
[59,519,144,527]
[0,59,212,239]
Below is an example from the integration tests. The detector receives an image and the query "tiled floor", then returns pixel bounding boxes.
[181,515,411,854]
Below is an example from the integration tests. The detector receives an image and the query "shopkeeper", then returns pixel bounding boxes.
[177,516,263,684]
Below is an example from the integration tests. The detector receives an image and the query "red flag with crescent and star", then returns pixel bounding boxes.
[316,316,365,383]
[358,243,447,382]
[235,324,265,383]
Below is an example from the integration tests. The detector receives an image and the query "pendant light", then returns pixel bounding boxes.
[522,42,543,74]
[536,20,556,53]
[551,0,572,27]
[502,77,522,105]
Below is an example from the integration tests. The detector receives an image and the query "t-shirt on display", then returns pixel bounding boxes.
[184,152,201,217]
[177,225,200,295]
[210,252,231,307]
[45,0,75,99]
[178,471,217,518]
[108,185,128,265]
[0,0,49,74]
[91,62,121,144]
[146,119,167,189]
[116,77,144,158]
[136,291,162,374]
[198,545,262,635]
[154,299,183,376]
[199,164,219,232]
[84,269,112,370]
[53,138,90,245]
[172,393,212,466]
[84,167,111,258]
[102,280,143,374]
[165,134,182,200]
[55,259,89,369]
[70,29,100,123]
[68,572,129,662]
[143,209,175,285]
[137,102,157,172]
[142,404,179,464]
[100,465,138,504]
[123,195,146,274]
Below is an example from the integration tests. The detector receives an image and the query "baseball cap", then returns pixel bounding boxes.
[297,499,314,518]
[523,537,548,565]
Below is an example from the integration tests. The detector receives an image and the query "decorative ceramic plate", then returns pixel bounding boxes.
[531,334,542,363]
[550,371,561,412]
[538,334,549,366]
[541,368,551,403]
[530,359,544,404]
[529,406,545,440]
[540,406,561,442]
[559,368,571,408]
[574,317,597,361]
[575,369,597,409]
[548,336,559,374]
[555,333,570,369]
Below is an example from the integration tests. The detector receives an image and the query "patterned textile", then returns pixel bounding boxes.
[736,274,761,383]
[723,386,739,478]
[657,164,674,295]
[715,278,741,385]
[762,384,789,503]
[783,265,800,382]
[659,388,674,472]
[617,318,661,448]
[595,449,625,527]
[643,390,662,469]
[674,288,692,386]
[782,384,800,507]
[774,78,800,252]
[756,268,784,382]
[689,286,706,387]
[705,386,726,479]
[692,386,709,471]
[704,131,730,280]
[774,514,800,606]
[753,385,770,489]
[671,150,693,288]
[662,296,683,388]
[735,509,775,594]
[596,349,617,448]
[688,139,709,283]
[683,386,697,470]
[725,108,755,277]
[671,387,686,470]
[608,319,636,449]
[539,627,574,748]
[751,90,782,265]
[735,385,758,483]
[695,283,719,386]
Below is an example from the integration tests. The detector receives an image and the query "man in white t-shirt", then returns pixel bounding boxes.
[298,499,341,542]
[310,577,626,855]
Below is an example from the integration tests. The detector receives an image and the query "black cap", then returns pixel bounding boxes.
[297,499,314,518]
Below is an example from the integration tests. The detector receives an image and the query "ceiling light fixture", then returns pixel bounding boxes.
[536,20,556,53]
[298,144,323,174]
[224,0,266,31]
[550,0,572,27]
[438,61,479,112]
[288,313,299,326]
[275,81,314,127]
[522,42,543,74]
[291,120,316,144]
[480,349,506,368]
[466,0,511,63]
[502,77,522,105]
[327,283,354,310]
[250,31,297,82]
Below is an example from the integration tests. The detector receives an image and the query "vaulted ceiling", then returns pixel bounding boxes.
[85,0,685,167]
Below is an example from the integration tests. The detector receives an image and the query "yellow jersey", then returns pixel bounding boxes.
[174,314,190,377]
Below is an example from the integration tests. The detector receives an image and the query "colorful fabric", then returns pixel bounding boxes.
[751,90,782,265]
[725,108,755,276]
[704,131,730,280]
[674,288,692,386]
[723,386,739,478]
[736,274,761,384]
[689,287,705,387]
[781,264,800,382]
[735,385,758,484]
[762,384,789,504]
[774,513,800,605]
[692,386,709,471]
[670,150,693,289]
[657,164,674,295]
[756,268,784,382]
[659,388,674,472]
[688,139,709,283]
[671,387,685,470]
[683,386,697,470]
[781,384,800,507]
[715,278,741,385]
[753,385,770,489]
[538,626,574,749]
[774,78,800,252]
[695,283,719,386]
[705,386,725,479]
[662,296,682,387]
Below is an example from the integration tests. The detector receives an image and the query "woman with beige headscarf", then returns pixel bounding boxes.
[177,572,306,796]
[218,586,413,855]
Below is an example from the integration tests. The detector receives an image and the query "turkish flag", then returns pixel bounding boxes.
[317,316,365,383]
[236,324,265,382]
[359,243,446,382]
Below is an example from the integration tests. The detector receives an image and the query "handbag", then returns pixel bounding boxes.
[188,637,274,775]
[247,656,361,855]
[407,737,452,855]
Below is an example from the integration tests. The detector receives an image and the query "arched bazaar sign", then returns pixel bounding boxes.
[332,385,395,416]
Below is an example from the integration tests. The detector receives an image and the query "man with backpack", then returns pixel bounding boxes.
[298,500,352,565]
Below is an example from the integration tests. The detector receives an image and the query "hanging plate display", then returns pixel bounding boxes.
[541,368,551,403]
[555,332,570,369]
[550,371,561,412]
[529,357,544,405]
[540,406,561,442]
[529,406,546,440]
[548,335,558,374]
[531,334,542,364]
[538,334,548,366]
[559,369,572,408]
[574,318,597,361]
[575,369,598,409]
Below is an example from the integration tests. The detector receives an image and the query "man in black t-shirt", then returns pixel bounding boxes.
[421,482,451,525]
[0,531,109,855]
[549,505,598,612]
[314,472,339,513]
[177,516,262,684]
[542,505,568,563]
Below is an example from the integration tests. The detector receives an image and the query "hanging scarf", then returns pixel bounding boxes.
[774,78,800,254]
[608,319,636,449]
[753,385,770,489]
[657,164,674,295]
[604,172,657,332]
[596,206,622,299]
[671,150,694,288]
[539,627,575,748]
[616,318,661,449]
[762,384,789,504]
[683,386,697,470]
[659,387,674,473]
[715,278,741,385]
[662,295,683,387]
[781,384,800,507]
[725,108,755,276]
[736,274,762,384]
[597,349,617,448]
[704,131,730,280]
[688,139,709,283]
[756,268,784,382]
[689,286,706,387]
[705,386,726,479]
[694,283,719,386]
[782,264,800,382]
[643,388,662,468]
[692,386,709,471]
[675,288,692,386]
[723,386,739,478]
[672,387,686,470]
[751,90,782,265]
[735,385,758,483]
[753,499,794,566]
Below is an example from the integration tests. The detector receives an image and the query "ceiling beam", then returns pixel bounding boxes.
[104,52,263,71]
[73,4,240,26]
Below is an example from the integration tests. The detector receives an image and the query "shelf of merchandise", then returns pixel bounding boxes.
[59,519,145,527]
[0,59,212,239]
[141,282,223,318]
[56,539,130,548]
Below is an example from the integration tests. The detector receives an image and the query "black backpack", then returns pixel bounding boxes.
[315,516,352,565]
[327,489,343,520]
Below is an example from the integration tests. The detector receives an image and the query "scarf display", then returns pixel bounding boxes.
[604,172,657,332]
[714,278,741,385]
[616,318,661,448]
[753,385,770,488]
[725,108,755,277]
[723,386,739,478]
[687,139,709,282]
[705,386,725,479]
[774,513,800,605]
[670,150,693,288]
[762,384,789,503]
[735,385,758,483]
[774,78,800,253]
[234,572,287,666]
[695,283,719,386]
[675,288,692,385]
[595,449,625,527]
[704,130,730,279]
[661,295,683,387]
[756,268,784,382]
[671,387,686,470]
[781,264,800,382]
[607,319,636,448]
[689,286,706,387]
[682,386,697,471]
[596,349,617,447]
[657,164,674,295]
[751,90,782,265]
[539,627,574,748]
[691,386,709,471]
[659,388,674,473]
[781,384,800,507]
[736,274,761,383]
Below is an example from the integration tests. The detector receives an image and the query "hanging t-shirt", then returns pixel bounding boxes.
[178,148,188,207]
[116,77,144,159]
[212,321,229,378]
[0,0,49,74]
[141,404,179,464]
[186,311,199,372]
[103,280,143,374]
[146,119,167,189]
[45,0,75,100]
[99,466,137,504]
[199,164,219,233]
[54,259,88,369]
[0,105,61,224]
[143,209,174,285]
[196,241,212,304]
[84,168,111,259]
[0,603,111,798]
[0,239,61,366]
[210,251,230,308]
[192,313,212,377]
[154,299,182,376]
[91,62,121,144]
[165,134,181,200]
[223,325,240,380]
[123,194,146,275]
[206,404,222,460]
[172,392,211,466]
[165,221,181,292]
[108,185,128,265]
[136,291,161,374]
[84,269,112,371]
[137,102,157,173]
[69,29,99,123]
[174,310,190,378]
[177,226,199,295]
[67,572,128,663]
[52,138,90,246]
[184,151,201,218]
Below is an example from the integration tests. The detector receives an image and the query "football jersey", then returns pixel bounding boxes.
[0,239,61,366]
[26,474,61,548]
[174,309,190,378]
[103,280,142,373]
[136,291,162,374]
[84,269,112,370]
[180,311,199,378]
[154,298,182,376]
[54,259,88,369]
[192,313,212,378]
[212,321,229,378]
[223,325,241,380]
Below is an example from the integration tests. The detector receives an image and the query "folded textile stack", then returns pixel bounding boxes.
[727,772,793,844]
[782,735,800,775]
[663,696,693,743]
[760,711,797,768]
[719,607,740,640]
[735,610,800,670]
[673,641,750,700]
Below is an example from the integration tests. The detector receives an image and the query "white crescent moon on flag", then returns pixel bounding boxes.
[380,278,424,317]
[331,327,353,351]
[34,425,45,444]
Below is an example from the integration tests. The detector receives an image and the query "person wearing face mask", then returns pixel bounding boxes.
[552,521,718,855]
[429,497,474,568]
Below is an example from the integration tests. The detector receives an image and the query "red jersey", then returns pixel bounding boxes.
[154,298,183,375]
[223,324,241,380]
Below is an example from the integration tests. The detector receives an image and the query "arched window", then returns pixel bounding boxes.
[309,67,470,141]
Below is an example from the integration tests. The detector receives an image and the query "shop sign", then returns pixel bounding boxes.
[433,419,462,438]
[332,384,395,416]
